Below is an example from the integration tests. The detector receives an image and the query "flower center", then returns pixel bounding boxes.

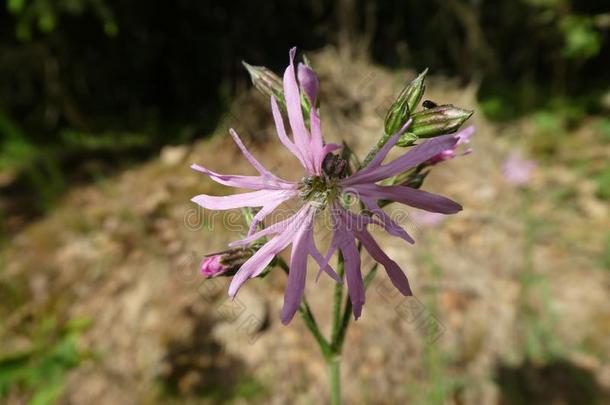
[298,175,339,208]
[298,153,349,208]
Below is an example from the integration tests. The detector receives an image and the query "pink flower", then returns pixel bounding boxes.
[200,255,229,277]
[503,152,537,186]
[425,125,474,165]
[410,211,446,227]
[191,48,464,324]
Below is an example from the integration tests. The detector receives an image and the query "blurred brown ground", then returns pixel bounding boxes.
[2,47,610,404]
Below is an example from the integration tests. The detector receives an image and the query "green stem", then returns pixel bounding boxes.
[330,252,345,349]
[335,263,378,353]
[278,253,372,404]
[300,297,333,357]
[328,355,341,405]
[361,132,390,168]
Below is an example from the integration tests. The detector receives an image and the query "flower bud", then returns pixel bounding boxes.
[384,102,410,137]
[242,61,286,108]
[243,60,314,119]
[408,104,473,139]
[200,247,255,278]
[200,255,228,277]
[395,132,418,147]
[384,69,428,136]
[401,68,428,114]
[297,62,319,105]
[322,153,349,179]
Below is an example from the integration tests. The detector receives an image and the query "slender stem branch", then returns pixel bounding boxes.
[276,256,290,273]
[329,252,345,405]
[330,252,345,349]
[300,298,333,358]
[364,263,379,288]
[336,263,378,353]
[361,132,390,168]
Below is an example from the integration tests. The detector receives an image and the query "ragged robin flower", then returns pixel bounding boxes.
[191,48,465,324]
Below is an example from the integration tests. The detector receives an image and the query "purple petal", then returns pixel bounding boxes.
[322,143,342,155]
[228,243,280,297]
[341,232,364,319]
[342,134,457,186]
[229,210,299,248]
[229,129,279,178]
[456,126,475,145]
[364,119,413,169]
[228,206,314,297]
[280,217,313,324]
[332,209,364,319]
[355,184,462,214]
[283,47,315,174]
[247,194,292,236]
[360,197,415,244]
[297,62,319,104]
[191,189,296,211]
[309,107,324,174]
[316,205,373,276]
[318,236,339,281]
[353,228,412,296]
[271,96,309,169]
[190,164,295,191]
[307,229,341,283]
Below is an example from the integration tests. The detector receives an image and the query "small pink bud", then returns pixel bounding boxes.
[199,255,229,277]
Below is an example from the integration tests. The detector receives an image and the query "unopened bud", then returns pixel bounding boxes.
[243,61,314,119]
[200,247,255,278]
[242,61,286,108]
[408,104,473,139]
[384,102,410,136]
[384,69,428,135]
[322,153,349,179]
[401,68,428,114]
[396,132,418,147]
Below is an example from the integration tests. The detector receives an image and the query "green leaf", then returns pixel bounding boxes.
[7,0,25,14]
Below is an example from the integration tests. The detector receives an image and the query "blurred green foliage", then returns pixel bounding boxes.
[560,15,602,59]
[594,167,610,201]
[595,118,610,141]
[7,0,117,40]
[0,110,37,170]
[0,317,90,403]
[0,0,608,220]
[601,232,610,271]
